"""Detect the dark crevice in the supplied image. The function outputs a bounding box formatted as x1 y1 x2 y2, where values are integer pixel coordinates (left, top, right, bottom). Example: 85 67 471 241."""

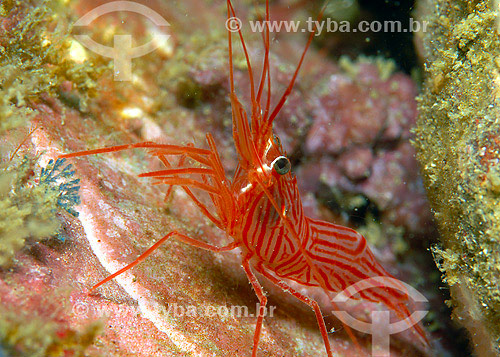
315 182 380 227
357 0 418 73
315 0 419 74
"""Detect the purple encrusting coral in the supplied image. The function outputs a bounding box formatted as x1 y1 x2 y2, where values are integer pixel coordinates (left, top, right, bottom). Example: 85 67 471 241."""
306 65 415 154
291 60 433 239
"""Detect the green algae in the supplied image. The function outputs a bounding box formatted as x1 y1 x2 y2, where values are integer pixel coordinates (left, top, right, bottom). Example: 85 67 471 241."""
0 155 82 267
414 0 500 353
0 305 102 357
0 0 105 132
339 55 397 81
156 25 236 112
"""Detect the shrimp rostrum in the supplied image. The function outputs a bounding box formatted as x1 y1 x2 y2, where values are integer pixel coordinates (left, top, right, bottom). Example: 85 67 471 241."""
60 0 429 355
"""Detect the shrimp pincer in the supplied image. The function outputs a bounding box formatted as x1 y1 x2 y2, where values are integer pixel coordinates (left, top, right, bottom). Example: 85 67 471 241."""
60 0 430 355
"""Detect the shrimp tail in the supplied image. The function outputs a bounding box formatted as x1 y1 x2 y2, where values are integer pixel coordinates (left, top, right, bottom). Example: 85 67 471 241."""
306 218 430 348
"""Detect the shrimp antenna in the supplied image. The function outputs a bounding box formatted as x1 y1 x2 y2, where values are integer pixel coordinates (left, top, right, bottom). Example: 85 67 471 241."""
255 0 270 111
261 0 272 132
226 0 256 108
228 0 270 140
227 0 268 175
264 3 328 130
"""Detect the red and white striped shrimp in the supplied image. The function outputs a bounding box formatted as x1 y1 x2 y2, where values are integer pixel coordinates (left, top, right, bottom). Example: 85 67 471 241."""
60 0 429 355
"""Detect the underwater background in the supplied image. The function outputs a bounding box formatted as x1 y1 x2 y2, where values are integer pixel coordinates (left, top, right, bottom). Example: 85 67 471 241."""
0 0 498 355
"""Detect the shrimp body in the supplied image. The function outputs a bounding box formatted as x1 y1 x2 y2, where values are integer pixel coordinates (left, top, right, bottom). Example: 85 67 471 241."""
227 93 424 355
60 0 429 355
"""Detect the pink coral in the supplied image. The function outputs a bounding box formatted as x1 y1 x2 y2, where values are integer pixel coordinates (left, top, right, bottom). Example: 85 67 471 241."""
296 61 433 238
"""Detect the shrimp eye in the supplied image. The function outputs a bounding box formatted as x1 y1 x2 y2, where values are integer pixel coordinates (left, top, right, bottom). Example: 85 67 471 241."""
272 156 291 175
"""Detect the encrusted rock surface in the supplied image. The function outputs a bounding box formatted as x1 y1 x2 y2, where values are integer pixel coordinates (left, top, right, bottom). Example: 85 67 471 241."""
415 0 500 355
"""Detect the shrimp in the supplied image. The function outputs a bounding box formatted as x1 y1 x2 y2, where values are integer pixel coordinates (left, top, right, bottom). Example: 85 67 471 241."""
59 0 429 355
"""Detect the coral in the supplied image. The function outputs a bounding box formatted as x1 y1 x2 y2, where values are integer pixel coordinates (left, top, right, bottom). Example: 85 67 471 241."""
40 158 81 218
414 0 500 354
306 56 415 155
297 57 432 240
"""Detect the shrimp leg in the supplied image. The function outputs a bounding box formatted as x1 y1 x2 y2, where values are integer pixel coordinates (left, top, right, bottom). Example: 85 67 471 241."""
144 140 229 230
255 263 334 357
60 142 213 163
91 231 239 292
149 157 224 228
60 138 232 230
241 254 268 357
